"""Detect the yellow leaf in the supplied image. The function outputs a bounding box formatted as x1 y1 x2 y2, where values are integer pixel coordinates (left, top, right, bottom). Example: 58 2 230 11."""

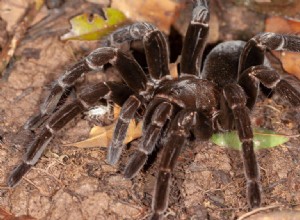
65 105 142 148
61 8 127 41
35 0 44 10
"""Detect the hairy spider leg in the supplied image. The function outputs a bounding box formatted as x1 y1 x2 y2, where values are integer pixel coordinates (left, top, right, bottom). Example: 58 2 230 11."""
25 21 171 131
180 0 209 76
192 111 213 140
222 83 261 208
24 47 147 131
239 33 300 74
151 110 195 220
124 101 174 178
144 30 170 80
107 95 141 164
106 22 170 80
238 33 300 108
8 82 133 187
239 65 300 108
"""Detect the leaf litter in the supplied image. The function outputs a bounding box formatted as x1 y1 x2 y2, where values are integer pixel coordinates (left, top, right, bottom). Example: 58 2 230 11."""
0 0 300 219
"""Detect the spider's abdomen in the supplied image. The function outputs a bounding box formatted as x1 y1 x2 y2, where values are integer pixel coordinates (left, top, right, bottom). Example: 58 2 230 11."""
155 77 219 113
202 40 246 87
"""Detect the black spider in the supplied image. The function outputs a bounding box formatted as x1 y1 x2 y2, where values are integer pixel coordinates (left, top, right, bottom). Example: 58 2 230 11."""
7 0 300 219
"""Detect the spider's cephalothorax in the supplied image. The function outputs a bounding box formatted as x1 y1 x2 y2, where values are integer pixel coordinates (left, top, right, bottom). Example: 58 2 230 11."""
7 0 300 219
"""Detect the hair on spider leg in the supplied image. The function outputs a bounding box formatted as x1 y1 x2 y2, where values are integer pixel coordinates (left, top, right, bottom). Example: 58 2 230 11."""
0 133 4 145
24 86 75 131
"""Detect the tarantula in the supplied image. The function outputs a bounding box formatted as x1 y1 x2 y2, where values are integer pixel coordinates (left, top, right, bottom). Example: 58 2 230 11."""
7 0 300 219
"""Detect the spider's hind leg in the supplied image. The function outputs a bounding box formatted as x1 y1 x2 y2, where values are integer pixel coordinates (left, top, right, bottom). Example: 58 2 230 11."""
239 65 300 108
239 33 300 75
24 87 76 131
24 47 147 132
8 82 133 187
238 33 300 108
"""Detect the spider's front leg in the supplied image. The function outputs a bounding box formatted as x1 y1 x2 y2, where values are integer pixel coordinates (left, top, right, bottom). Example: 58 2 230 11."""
151 110 195 220
223 83 261 208
8 82 133 187
180 0 209 76
107 95 141 164
124 101 175 178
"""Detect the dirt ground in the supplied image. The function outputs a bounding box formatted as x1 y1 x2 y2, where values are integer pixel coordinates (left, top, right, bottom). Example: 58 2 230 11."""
0 0 300 220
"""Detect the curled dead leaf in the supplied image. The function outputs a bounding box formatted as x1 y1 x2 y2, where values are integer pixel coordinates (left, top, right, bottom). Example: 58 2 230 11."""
65 121 142 148
65 105 142 148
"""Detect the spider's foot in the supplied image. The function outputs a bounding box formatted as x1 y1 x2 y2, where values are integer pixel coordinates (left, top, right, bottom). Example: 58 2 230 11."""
8 162 31 187
124 151 147 179
150 212 162 220
107 145 122 165
247 181 262 209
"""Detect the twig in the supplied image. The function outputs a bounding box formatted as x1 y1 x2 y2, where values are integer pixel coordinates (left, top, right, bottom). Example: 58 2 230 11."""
0 1 43 78
264 104 281 113
32 167 63 186
237 204 283 220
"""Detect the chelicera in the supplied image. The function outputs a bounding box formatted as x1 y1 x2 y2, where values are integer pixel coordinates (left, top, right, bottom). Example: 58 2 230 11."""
7 0 300 219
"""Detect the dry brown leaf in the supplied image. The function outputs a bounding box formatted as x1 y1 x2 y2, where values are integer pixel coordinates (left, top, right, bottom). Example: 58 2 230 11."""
65 121 142 148
265 16 300 79
279 51 300 79
169 57 180 79
265 16 300 33
111 0 181 33
65 105 142 148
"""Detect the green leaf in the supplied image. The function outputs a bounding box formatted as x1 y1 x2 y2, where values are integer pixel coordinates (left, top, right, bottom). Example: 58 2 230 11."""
61 8 127 41
210 128 290 150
